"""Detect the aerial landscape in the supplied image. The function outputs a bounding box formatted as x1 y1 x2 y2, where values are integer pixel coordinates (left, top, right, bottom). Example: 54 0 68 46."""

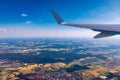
0 38 120 80
0 0 120 80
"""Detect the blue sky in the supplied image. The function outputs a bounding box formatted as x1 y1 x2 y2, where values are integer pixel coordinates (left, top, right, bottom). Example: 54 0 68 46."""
0 0 120 38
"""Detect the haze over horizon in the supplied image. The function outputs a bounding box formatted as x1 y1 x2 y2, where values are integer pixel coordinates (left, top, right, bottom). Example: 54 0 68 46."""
0 0 120 38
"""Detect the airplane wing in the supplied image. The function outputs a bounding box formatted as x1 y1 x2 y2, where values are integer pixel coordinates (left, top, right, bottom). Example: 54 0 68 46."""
51 10 119 39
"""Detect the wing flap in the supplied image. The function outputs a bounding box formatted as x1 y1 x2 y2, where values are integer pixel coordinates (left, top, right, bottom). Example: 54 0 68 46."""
94 32 116 39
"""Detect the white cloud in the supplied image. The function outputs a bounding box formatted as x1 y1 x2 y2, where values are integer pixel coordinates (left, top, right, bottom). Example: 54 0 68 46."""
21 13 28 17
26 21 32 24
0 28 7 32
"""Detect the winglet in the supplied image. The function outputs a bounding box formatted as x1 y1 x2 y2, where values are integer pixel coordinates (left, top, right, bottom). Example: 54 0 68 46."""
51 10 64 24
